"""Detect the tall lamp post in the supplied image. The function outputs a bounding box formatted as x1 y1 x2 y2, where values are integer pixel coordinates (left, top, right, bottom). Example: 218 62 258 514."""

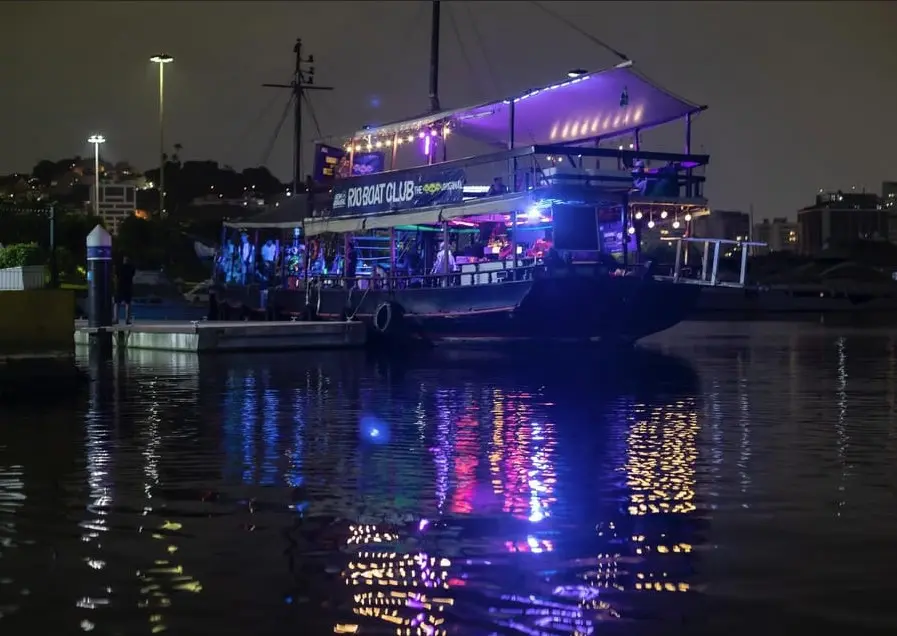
87 134 106 217
150 54 173 217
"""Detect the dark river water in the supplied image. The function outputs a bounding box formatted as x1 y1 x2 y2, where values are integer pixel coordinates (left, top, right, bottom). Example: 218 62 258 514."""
2 321 897 635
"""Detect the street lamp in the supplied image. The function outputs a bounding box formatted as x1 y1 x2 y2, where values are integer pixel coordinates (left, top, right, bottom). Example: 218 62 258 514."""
150 53 173 217
87 134 106 217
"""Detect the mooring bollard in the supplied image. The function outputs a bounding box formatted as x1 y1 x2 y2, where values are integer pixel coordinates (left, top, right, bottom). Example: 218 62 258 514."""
86 225 113 356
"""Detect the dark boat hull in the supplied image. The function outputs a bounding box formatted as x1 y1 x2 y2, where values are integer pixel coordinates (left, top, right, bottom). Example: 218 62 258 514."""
216 274 701 344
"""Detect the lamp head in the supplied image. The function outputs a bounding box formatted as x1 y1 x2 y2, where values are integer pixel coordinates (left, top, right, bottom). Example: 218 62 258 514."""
88 135 106 144
150 54 174 64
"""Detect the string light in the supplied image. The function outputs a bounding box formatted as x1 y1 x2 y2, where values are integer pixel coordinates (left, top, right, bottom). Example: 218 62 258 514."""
345 124 453 153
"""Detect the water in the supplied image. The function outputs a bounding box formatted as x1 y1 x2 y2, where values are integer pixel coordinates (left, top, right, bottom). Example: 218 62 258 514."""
2 321 897 635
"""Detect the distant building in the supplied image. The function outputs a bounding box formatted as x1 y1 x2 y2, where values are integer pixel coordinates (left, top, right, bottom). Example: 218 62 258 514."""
883 181 897 243
90 183 136 235
752 217 798 253
691 209 750 242
797 191 886 256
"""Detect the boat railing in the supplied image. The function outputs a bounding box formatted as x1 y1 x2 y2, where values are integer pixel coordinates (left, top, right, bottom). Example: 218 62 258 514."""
303 263 545 294
299 257 673 296
661 237 767 288
311 144 711 219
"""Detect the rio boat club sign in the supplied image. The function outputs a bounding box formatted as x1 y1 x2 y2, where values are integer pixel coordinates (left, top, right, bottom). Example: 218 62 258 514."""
331 165 466 217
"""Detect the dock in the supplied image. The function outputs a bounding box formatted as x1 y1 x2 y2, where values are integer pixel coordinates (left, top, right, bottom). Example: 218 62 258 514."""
73 320 366 353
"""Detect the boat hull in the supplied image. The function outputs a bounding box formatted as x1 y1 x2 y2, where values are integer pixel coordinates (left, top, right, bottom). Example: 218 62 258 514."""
217 274 701 344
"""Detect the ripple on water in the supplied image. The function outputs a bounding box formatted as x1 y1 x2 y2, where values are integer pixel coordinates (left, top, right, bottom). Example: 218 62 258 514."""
0 326 896 634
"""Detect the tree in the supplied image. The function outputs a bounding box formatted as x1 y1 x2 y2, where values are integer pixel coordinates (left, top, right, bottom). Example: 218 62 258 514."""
242 166 285 197
31 160 58 187
116 215 167 268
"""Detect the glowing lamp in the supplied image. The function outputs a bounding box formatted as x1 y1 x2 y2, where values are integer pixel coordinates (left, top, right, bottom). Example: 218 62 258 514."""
660 211 668 219
684 213 692 222
418 131 426 139
634 211 643 220
627 226 636 235
647 220 655 229
672 220 681 229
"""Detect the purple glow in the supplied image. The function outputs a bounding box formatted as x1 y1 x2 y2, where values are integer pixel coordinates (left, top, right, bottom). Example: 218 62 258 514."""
418 518 430 532
420 66 700 146
423 134 431 156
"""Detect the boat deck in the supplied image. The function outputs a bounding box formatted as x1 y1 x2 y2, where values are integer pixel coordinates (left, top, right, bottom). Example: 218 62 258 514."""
73 320 366 353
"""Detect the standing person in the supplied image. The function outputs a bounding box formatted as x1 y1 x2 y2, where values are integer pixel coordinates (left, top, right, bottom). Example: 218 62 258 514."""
116 256 136 325
345 239 358 288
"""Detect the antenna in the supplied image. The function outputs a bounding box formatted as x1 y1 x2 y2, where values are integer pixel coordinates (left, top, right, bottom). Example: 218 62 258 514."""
263 39 333 193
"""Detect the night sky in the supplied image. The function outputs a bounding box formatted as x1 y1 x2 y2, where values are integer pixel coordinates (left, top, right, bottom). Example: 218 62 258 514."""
2 1 895 218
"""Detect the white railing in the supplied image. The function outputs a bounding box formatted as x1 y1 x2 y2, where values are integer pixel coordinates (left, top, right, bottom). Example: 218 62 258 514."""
665 237 766 288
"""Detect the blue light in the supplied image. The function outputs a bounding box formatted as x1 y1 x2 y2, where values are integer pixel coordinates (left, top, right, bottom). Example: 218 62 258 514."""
360 415 390 444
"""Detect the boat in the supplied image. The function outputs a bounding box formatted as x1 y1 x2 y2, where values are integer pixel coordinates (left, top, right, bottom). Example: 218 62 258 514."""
213 2 755 346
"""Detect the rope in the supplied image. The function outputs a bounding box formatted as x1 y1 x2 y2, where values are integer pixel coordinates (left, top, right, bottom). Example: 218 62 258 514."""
446 3 488 100
461 2 500 94
345 282 372 322
259 94 295 167
223 83 289 167
302 92 324 139
527 1 630 62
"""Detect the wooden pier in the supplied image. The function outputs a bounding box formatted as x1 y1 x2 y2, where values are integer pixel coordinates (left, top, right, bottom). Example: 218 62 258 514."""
73 320 366 353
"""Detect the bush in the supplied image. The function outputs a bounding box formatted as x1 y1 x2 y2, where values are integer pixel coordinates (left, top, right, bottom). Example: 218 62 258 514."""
0 243 45 268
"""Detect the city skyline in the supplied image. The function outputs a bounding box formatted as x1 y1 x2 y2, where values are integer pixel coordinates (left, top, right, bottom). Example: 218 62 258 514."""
2 1 896 219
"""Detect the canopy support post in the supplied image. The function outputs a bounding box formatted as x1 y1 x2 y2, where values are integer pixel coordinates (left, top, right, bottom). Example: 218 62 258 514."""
685 113 693 197
389 227 397 288
620 194 629 267
510 209 518 273
508 100 517 192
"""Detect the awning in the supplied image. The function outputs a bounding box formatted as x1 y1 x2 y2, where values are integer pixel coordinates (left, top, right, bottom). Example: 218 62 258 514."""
332 61 705 147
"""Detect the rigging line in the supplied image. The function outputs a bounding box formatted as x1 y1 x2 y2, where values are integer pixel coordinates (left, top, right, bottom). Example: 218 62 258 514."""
302 92 324 139
259 93 295 168
527 1 629 62
445 2 487 100
461 1 500 94
224 82 291 165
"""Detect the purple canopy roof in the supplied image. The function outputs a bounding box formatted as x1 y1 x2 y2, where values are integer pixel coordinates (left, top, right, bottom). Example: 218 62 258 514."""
346 61 705 147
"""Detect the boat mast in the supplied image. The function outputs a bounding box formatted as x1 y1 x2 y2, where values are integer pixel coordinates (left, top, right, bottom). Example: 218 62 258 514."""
263 39 332 194
292 39 304 192
428 0 441 112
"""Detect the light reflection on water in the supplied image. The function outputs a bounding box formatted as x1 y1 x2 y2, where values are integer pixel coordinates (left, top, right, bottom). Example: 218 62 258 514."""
0 322 897 634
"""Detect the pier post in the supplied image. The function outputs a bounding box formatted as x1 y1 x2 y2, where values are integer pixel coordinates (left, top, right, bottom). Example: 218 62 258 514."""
86 225 113 356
